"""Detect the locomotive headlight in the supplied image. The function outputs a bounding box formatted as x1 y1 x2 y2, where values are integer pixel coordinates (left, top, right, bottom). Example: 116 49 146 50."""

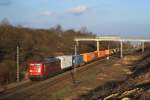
37 69 41 72
29 70 33 72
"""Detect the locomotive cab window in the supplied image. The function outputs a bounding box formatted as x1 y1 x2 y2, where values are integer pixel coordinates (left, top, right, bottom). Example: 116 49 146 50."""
35 64 41 67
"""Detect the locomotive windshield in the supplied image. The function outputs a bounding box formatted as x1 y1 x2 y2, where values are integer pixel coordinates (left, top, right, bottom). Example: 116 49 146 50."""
30 63 42 67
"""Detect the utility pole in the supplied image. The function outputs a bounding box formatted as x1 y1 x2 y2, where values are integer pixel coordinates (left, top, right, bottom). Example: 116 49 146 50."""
71 43 77 85
16 45 20 82
74 44 77 73
107 42 110 60
142 42 145 53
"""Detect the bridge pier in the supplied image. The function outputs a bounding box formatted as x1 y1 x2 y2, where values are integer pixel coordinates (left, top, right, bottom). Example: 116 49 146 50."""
120 40 123 58
96 40 99 51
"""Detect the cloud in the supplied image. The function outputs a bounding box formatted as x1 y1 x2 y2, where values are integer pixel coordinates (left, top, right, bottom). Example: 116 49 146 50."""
68 5 90 15
40 11 56 16
0 0 12 6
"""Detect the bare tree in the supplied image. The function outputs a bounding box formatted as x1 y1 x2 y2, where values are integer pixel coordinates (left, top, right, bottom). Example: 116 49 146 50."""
0 18 11 26
79 26 88 33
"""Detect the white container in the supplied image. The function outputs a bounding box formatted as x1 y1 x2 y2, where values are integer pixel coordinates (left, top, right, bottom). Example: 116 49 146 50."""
56 55 72 69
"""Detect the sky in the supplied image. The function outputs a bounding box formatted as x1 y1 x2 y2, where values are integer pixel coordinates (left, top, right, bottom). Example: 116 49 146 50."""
0 0 150 37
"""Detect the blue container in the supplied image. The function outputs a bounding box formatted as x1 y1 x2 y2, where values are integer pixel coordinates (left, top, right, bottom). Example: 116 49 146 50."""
73 55 83 66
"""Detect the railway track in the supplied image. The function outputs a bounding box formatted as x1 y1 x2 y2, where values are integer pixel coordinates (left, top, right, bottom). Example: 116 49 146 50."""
0 80 39 97
0 55 115 100
1 51 146 100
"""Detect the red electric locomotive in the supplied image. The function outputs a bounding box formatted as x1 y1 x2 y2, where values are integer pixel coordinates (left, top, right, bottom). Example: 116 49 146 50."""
28 57 61 80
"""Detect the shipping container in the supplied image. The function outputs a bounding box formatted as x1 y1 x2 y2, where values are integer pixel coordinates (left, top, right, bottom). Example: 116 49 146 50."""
98 50 106 57
56 55 72 69
110 49 114 55
117 48 120 52
81 53 88 62
96 51 101 58
113 49 117 53
81 52 96 63
94 51 99 58
105 50 110 55
90 52 96 60
73 55 84 66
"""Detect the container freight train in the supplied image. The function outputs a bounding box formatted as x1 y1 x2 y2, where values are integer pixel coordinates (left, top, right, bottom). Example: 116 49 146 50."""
27 49 118 80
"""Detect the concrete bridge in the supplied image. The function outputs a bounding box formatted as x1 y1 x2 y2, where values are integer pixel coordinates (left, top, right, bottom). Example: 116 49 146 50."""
75 36 150 58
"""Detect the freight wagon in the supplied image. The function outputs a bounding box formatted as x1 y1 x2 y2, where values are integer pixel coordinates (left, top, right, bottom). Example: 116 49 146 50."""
56 55 73 70
28 49 117 81
81 52 96 63
73 55 84 66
